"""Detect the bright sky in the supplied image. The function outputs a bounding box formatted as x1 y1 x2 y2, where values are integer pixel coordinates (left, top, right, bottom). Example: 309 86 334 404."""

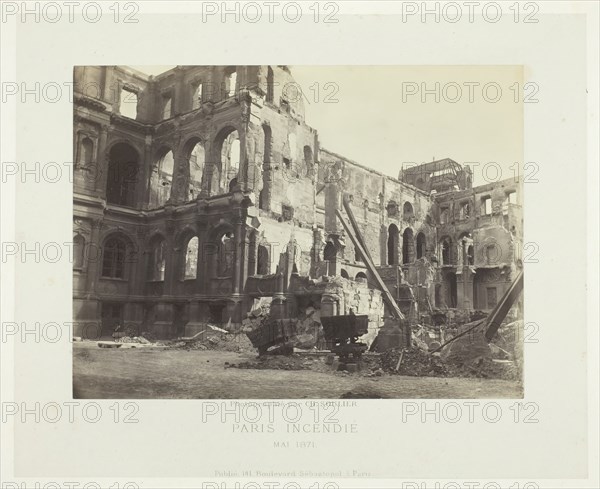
131 65 523 185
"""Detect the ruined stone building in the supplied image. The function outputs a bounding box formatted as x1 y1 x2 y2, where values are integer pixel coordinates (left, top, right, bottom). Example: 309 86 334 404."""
72 65 523 338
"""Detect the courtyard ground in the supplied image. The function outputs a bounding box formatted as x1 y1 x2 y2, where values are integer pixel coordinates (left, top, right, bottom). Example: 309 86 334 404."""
73 342 523 399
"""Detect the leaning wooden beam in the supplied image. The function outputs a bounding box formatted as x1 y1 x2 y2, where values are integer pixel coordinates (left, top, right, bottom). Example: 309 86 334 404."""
335 208 405 321
484 271 524 342
342 194 374 263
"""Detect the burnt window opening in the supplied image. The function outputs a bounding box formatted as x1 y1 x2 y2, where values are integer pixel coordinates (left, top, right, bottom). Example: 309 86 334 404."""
440 207 450 224
102 236 127 279
119 88 138 119
216 128 241 191
416 232 426 259
304 145 314 176
387 224 399 265
257 245 270 275
323 242 336 261
283 158 291 169
183 236 199 280
73 234 85 269
192 82 203 110
148 236 167 281
354 245 362 262
440 237 452 265
224 67 237 99
281 205 294 221
460 201 471 220
387 201 399 218
188 141 205 199
506 191 517 205
340 269 349 279
266 66 274 103
106 143 139 208
149 149 174 208
482 196 492 215
355 272 368 281
403 202 414 220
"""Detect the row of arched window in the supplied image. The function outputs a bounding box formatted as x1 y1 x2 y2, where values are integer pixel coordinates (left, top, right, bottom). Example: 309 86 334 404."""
82 125 315 212
74 231 272 284
387 201 414 220
386 225 427 265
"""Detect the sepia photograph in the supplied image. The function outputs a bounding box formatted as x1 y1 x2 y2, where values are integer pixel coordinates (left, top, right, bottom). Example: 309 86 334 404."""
72 64 524 399
2 2 597 486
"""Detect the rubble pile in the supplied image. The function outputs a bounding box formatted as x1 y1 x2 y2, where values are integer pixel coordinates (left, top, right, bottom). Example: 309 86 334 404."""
114 335 154 345
228 355 323 371
380 348 452 377
379 317 522 380
173 324 254 353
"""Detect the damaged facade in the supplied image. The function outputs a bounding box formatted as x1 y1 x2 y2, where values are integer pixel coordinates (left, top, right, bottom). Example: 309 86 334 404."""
73 65 523 339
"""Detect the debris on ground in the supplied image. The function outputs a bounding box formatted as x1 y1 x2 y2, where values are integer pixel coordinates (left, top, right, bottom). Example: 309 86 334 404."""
227 354 316 371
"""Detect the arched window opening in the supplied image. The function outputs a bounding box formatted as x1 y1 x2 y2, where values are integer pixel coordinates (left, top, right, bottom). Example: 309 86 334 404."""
148 236 166 281
119 88 137 119
416 232 426 259
266 66 274 103
79 137 94 168
303 145 314 176
402 228 414 264
149 149 174 208
106 143 139 207
183 236 199 280
257 244 270 275
73 235 85 269
218 129 240 190
188 141 205 199
403 202 414 220
340 269 349 279
441 237 452 265
355 272 368 281
102 236 127 279
387 224 399 265
323 242 336 261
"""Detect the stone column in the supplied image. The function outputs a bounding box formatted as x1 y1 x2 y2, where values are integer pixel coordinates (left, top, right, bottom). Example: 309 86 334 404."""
95 125 111 197
85 218 103 296
196 221 208 294
163 218 177 296
169 146 189 205
232 217 244 295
